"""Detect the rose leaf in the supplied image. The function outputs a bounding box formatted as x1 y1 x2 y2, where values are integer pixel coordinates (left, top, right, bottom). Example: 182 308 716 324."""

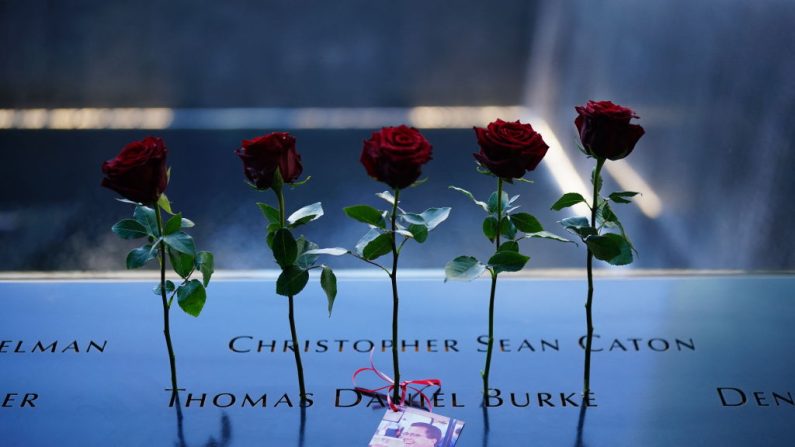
444 256 486 281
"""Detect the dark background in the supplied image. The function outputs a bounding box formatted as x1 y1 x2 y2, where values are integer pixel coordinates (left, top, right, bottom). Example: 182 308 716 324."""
1 0 794 271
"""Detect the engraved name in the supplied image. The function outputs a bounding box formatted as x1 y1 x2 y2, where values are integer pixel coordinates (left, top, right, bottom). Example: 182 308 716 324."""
0 340 107 353
717 387 793 407
227 335 694 353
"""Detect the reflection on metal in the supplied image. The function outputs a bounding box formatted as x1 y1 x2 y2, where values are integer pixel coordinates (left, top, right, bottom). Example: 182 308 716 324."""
528 117 592 216
603 160 663 218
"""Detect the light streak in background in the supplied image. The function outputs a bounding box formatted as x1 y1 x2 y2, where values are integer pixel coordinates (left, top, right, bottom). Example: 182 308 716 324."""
527 116 593 217
0 108 174 129
603 160 663 218
0 106 660 217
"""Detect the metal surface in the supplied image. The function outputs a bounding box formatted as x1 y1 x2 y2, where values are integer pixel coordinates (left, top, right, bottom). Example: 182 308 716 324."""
1 275 793 446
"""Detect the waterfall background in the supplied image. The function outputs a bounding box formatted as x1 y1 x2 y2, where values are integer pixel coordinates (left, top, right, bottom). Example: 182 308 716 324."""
1 0 793 271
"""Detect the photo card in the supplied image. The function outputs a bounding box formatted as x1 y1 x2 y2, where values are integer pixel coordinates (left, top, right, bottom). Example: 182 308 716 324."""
368 405 464 447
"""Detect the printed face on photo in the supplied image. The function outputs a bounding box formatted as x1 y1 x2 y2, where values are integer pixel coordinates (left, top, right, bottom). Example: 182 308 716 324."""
400 425 439 447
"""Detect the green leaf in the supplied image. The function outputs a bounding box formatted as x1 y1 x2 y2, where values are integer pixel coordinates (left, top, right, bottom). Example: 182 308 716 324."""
163 232 196 255
444 256 486 281
488 191 510 214
256 202 281 224
320 266 337 317
376 191 396 206
449 186 489 213
164 212 182 235
296 238 319 269
559 216 597 239
157 194 173 215
153 280 175 296
499 216 517 240
290 175 312 186
303 247 349 256
395 229 414 238
487 251 530 274
401 213 425 226
180 218 195 228
498 241 519 252
408 224 428 243
288 202 324 227
510 213 543 233
584 234 623 261
354 228 381 257
134 206 159 236
276 265 309 296
362 233 393 260
419 207 451 231
482 217 498 241
177 279 207 317
266 222 281 235
126 245 155 269
507 195 520 206
195 251 214 286
401 207 450 232
475 164 495 177
551 193 587 211
604 234 633 265
409 177 428 188
598 202 619 227
344 205 386 228
503 206 520 215
112 219 148 239
608 191 639 204
524 231 575 244
168 247 195 278
272 228 298 268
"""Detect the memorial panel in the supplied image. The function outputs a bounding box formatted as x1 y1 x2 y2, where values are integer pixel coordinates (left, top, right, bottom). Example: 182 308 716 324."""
0 275 792 446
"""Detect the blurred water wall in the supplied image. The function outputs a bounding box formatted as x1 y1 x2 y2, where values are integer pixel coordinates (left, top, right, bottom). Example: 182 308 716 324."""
0 1 793 271
525 0 795 270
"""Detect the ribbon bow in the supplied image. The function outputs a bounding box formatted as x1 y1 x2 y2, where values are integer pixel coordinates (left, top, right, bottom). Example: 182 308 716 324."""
352 349 441 412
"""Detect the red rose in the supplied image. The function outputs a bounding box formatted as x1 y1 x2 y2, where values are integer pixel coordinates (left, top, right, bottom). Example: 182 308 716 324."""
473 119 549 179
235 132 303 190
360 125 433 189
101 136 168 204
575 100 645 160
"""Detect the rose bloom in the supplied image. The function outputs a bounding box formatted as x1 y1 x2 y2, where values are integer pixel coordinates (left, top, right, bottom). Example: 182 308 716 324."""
235 132 303 190
101 136 168 204
575 100 645 160
473 119 549 180
360 125 433 189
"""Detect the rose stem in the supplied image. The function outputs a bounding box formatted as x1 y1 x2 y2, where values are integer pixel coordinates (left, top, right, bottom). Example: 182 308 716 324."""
154 204 178 398
583 157 605 396
389 188 401 405
277 188 307 404
483 177 503 395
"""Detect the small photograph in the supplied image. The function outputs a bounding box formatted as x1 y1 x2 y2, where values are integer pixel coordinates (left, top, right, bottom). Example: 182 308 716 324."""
368 406 465 447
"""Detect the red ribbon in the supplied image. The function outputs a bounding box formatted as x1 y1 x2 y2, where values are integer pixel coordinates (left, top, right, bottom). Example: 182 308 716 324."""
352 349 441 412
